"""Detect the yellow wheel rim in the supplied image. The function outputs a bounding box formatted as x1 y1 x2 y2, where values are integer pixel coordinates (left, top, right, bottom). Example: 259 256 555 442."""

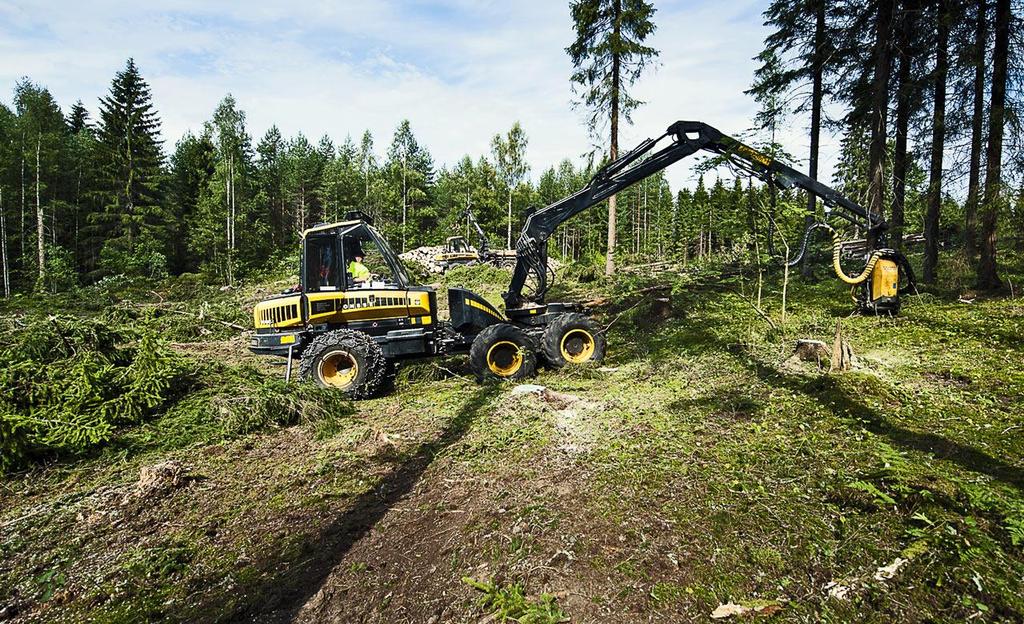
560 329 596 364
486 340 523 376
319 349 359 389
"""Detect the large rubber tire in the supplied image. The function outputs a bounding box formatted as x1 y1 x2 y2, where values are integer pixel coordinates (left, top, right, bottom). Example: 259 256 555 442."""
469 323 537 382
298 329 388 399
541 313 606 369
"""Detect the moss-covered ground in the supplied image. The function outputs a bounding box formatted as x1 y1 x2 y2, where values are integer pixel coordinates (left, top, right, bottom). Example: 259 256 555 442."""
1 250 1022 623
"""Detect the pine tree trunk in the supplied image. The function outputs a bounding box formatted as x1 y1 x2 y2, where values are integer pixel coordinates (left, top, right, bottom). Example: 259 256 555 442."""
35 135 45 291
923 0 948 283
20 151 25 259
977 0 1009 289
605 0 621 277
965 0 987 259
867 0 896 248
643 180 649 253
74 166 82 269
802 0 826 277
1 186 8 297
891 0 917 253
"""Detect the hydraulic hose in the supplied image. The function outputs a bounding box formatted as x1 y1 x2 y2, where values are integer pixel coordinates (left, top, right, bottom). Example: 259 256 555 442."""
783 220 883 285
784 222 832 267
827 226 885 285
824 223 884 285
894 251 917 295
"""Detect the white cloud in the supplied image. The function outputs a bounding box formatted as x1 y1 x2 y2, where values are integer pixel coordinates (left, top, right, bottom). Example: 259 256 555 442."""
0 0 845 193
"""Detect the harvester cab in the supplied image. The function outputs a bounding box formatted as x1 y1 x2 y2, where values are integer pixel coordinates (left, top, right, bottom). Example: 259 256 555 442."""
436 236 479 268
445 236 472 255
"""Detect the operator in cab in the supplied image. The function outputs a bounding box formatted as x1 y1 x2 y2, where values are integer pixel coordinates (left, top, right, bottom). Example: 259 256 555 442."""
349 253 370 285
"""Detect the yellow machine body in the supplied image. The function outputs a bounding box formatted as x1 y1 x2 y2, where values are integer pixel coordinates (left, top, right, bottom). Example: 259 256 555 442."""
253 290 433 330
856 253 904 315
870 259 899 301
253 294 303 330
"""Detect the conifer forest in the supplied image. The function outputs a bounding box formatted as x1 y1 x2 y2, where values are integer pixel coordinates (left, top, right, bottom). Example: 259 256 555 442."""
1 1 1024 622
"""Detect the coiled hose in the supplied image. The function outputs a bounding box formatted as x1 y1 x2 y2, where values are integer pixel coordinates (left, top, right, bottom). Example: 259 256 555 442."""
784 221 884 285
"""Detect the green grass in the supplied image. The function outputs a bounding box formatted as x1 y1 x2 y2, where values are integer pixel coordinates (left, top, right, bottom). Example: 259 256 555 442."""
463 577 568 623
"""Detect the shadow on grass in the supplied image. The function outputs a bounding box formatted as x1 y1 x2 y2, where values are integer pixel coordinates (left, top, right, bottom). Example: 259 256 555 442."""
224 386 499 623
733 351 1024 493
624 299 1024 493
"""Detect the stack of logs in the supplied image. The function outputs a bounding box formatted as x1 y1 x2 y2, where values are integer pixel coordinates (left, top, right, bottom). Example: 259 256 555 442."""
399 246 448 274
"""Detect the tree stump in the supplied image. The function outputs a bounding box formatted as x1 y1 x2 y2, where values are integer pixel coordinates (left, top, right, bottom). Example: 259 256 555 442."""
794 339 831 369
651 297 672 319
829 319 855 372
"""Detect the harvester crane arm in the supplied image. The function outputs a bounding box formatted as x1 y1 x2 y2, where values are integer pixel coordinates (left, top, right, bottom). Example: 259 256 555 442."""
464 207 490 255
502 120 888 309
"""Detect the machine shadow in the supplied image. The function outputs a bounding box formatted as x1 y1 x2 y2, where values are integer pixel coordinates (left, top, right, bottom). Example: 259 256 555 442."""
735 352 1024 493
225 386 499 623
618 299 1024 493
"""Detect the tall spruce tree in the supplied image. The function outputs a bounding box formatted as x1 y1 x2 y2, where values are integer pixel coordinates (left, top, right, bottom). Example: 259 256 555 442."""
169 131 215 273
386 121 433 251
283 133 321 238
976 0 1010 289
66 101 90 134
923 0 951 283
255 126 287 247
95 58 165 277
753 0 835 274
568 0 658 276
64 100 99 274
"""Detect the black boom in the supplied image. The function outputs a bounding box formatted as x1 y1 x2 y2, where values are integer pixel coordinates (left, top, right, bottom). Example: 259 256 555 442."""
502 120 890 310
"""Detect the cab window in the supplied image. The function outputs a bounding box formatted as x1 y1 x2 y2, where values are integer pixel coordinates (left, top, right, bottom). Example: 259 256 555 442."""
344 234 393 288
304 235 341 291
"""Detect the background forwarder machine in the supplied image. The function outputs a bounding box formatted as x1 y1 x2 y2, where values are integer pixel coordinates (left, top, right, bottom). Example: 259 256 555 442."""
250 120 914 397
435 207 517 271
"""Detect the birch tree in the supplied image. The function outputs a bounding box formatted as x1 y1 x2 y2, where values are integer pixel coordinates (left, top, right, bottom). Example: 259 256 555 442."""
490 122 529 249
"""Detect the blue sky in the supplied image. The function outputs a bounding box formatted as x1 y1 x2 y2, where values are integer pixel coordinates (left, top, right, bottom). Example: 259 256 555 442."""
0 0 842 191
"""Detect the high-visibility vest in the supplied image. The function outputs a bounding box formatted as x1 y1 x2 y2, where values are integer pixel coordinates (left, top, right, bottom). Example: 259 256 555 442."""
348 261 370 281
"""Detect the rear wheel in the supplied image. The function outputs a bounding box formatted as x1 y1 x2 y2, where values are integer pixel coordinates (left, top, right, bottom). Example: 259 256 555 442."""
299 329 388 398
469 324 537 381
542 313 606 368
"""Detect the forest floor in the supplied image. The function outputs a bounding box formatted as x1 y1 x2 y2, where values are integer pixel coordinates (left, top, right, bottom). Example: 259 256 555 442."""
1 252 1023 623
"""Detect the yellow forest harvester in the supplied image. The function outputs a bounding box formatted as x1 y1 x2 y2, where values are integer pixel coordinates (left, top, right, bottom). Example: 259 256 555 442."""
250 120 914 397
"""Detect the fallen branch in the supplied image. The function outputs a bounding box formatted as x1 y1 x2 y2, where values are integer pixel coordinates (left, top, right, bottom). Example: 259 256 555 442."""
723 289 778 331
47 315 78 356
132 303 247 331
585 284 671 308
432 363 471 381
603 295 654 332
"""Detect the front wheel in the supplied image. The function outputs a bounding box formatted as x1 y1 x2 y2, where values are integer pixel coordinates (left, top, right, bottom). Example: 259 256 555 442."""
469 324 537 381
541 313 606 368
298 329 388 398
